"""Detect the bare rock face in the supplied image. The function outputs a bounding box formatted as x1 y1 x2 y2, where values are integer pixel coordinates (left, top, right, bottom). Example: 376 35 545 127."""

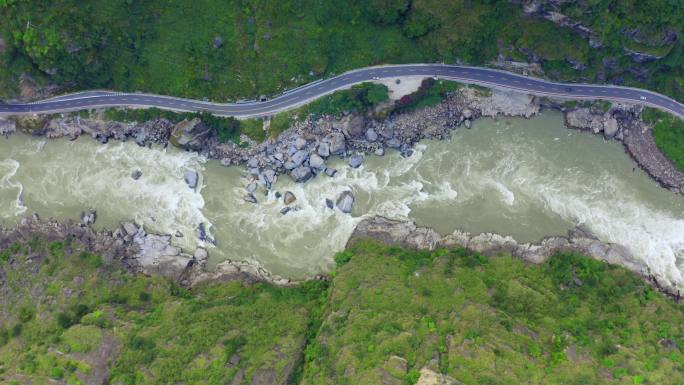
564 108 607 134
348 216 440 250
171 118 211 151
416 368 464 385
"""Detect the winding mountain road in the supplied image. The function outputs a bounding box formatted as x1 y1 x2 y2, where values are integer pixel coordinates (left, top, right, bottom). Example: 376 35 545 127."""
1 64 683 119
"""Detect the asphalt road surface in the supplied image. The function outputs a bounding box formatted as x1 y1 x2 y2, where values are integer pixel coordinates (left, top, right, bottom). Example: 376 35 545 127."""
1 64 683 119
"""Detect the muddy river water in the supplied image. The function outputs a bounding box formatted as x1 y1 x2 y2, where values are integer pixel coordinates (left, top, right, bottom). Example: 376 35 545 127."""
1 111 683 288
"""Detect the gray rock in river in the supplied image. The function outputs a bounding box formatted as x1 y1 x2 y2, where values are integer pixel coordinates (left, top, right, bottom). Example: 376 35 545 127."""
324 168 337 177
275 191 282 199
80 210 97 226
0 118 17 135
244 193 257 204
386 137 401 149
290 166 313 183
283 191 297 205
184 170 199 188
317 142 330 158
246 181 257 193
349 155 364 168
336 190 355 214
308 153 326 170
464 119 472 129
247 157 259 168
262 169 277 186
365 128 378 142
131 169 143 180
374 147 385 156
122 222 139 236
194 247 208 262
603 117 619 138
325 198 334 209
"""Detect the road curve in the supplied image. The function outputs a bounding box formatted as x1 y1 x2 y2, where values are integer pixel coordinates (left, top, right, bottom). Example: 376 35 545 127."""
1 64 683 120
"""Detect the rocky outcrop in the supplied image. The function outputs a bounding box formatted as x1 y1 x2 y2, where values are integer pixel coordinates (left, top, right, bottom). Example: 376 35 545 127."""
170 118 212 151
562 104 684 193
348 216 681 298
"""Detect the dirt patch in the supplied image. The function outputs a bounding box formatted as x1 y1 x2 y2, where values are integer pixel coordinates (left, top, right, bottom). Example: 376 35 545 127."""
378 76 426 100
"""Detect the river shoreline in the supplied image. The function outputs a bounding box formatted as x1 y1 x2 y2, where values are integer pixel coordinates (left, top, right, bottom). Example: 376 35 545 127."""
1 213 681 301
1 85 683 299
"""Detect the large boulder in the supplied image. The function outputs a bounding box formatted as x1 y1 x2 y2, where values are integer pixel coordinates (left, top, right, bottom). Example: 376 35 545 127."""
290 166 313 183
170 118 211 151
348 155 364 168
365 128 378 142
308 153 326 170
336 190 355 214
324 132 346 156
184 170 199 188
603 117 619 138
283 191 297 205
317 142 331 158
337 114 366 138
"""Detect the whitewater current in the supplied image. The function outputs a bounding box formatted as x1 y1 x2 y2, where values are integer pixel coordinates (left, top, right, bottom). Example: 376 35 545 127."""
1 111 683 289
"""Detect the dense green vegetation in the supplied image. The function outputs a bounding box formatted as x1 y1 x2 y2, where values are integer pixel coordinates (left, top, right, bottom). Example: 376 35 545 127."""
1 235 682 384
0 237 326 384
0 0 682 102
642 107 684 171
301 240 684 385
299 82 389 118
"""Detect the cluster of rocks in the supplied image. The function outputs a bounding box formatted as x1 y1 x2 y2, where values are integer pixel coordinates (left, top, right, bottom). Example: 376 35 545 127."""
348 216 682 299
561 103 684 193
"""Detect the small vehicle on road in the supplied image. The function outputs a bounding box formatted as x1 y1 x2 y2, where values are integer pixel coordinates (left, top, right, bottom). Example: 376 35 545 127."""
640 96 647 100
371 76 380 80
565 87 573 92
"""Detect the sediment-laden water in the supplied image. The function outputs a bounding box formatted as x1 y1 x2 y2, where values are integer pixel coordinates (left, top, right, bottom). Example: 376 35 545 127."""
1 111 683 288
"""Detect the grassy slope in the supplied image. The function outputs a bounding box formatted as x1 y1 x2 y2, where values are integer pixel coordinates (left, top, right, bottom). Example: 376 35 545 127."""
1 237 683 384
0 238 326 385
301 240 684 385
642 107 684 171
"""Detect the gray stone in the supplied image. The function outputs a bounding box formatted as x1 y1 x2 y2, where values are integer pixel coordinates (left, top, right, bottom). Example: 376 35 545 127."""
295 136 307 150
348 155 364 168
280 206 292 215
336 190 355 214
374 147 385 156
284 191 297 205
131 169 143 180
365 128 378 142
247 157 259 168
290 166 313 183
274 191 282 199
325 132 346 155
462 108 473 119
290 150 309 168
246 181 257 193
80 210 97 226
324 168 337 177
603 117 619 138
244 193 257 204
325 198 334 209
464 119 472 129
308 153 326 170
317 142 330 158
194 248 208 261
386 138 401 148
122 222 138 236
262 169 277 186
184 170 199 188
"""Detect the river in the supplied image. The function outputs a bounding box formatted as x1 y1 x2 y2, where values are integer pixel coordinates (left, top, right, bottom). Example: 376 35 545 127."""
1 111 683 288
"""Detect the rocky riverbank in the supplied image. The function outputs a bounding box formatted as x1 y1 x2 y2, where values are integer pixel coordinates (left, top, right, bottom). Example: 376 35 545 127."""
349 216 682 300
2 83 682 197
0 216 304 288
559 102 684 193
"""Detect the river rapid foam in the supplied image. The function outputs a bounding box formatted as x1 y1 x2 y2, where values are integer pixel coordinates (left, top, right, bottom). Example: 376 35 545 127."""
1 111 683 289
